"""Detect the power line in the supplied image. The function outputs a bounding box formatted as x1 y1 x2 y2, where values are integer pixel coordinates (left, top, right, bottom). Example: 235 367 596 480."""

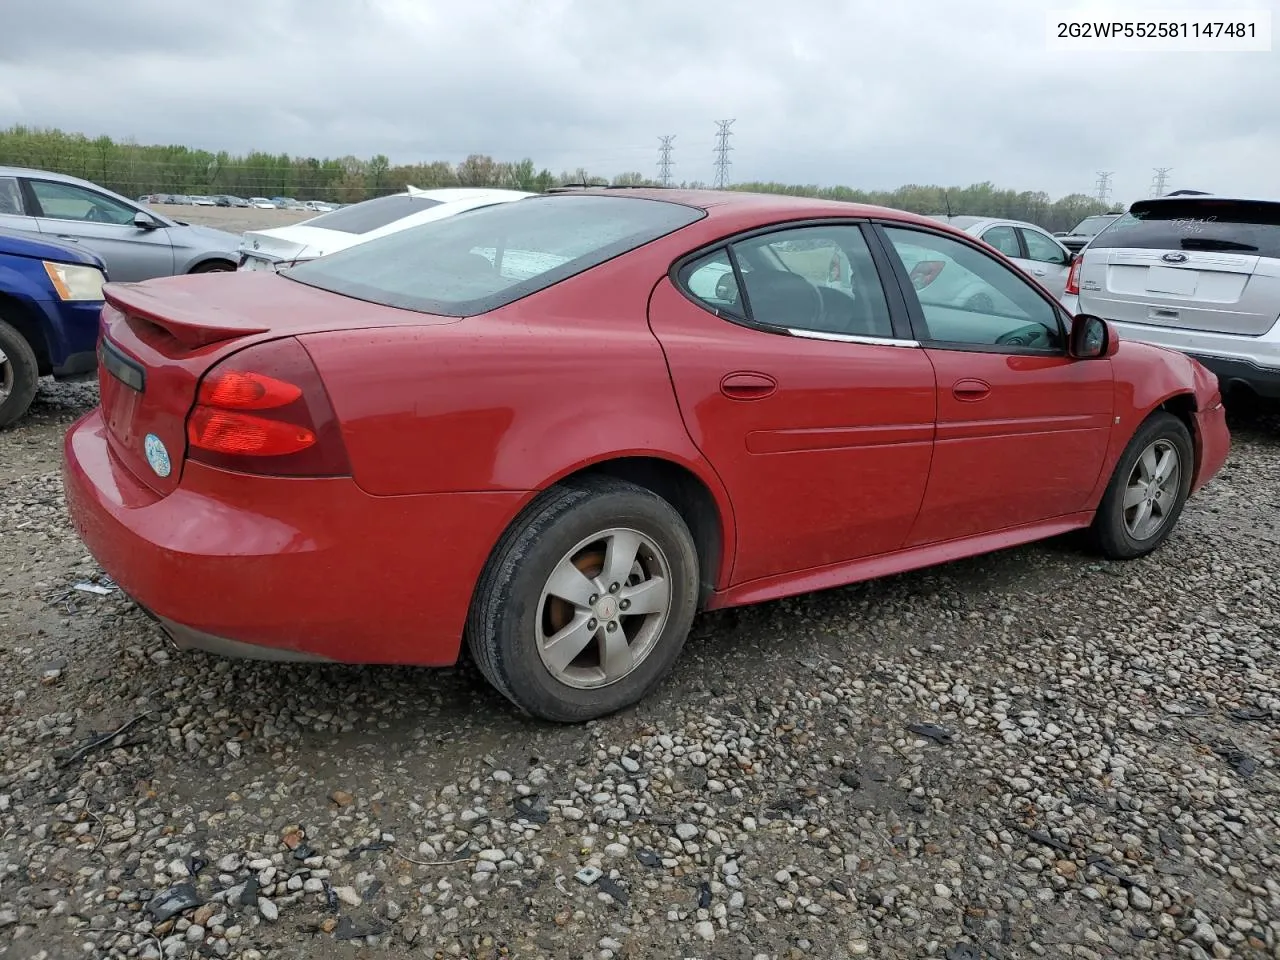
1151 166 1172 197
657 135 675 187
712 119 735 190
1094 170 1113 206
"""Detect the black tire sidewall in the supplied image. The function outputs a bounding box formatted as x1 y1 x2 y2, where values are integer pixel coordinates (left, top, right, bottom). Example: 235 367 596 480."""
475 482 699 722
1096 412 1194 558
0 318 39 429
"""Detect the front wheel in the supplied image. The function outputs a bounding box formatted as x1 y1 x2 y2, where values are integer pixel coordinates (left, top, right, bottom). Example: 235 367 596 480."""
466 476 700 723
0 318 39 429
1090 411 1194 559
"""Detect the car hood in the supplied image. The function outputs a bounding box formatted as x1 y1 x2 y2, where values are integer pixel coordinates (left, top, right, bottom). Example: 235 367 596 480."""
0 226 107 268
239 225 358 262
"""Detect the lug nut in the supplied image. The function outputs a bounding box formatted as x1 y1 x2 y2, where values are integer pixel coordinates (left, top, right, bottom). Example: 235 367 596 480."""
608 582 620 593
606 622 618 632
589 594 598 604
620 599 631 611
587 618 598 630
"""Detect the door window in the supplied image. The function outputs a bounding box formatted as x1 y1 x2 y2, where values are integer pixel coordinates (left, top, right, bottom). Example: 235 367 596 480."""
1020 227 1069 265
980 225 1020 258
882 226 1064 351
28 180 138 225
679 225 896 338
0 177 24 216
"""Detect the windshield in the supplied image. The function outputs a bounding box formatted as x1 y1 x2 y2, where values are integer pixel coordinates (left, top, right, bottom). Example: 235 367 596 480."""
303 194 444 235
1089 199 1280 258
284 194 705 316
1070 215 1118 236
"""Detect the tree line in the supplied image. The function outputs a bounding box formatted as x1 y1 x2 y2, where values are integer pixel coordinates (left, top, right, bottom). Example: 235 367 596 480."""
0 125 1116 233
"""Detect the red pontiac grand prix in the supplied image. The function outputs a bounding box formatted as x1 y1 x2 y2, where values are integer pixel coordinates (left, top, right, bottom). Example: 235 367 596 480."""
62 189 1230 722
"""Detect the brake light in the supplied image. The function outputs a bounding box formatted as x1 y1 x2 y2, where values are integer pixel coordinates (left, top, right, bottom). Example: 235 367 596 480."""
1065 255 1082 295
186 337 350 477
909 260 945 290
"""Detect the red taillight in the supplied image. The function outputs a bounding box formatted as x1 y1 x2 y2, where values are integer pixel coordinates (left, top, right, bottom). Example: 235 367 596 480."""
186 337 350 477
909 260 945 290
1065 255 1082 295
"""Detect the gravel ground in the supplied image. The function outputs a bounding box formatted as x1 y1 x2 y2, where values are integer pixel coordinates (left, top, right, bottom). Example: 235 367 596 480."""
142 205 314 235
1 379 1278 960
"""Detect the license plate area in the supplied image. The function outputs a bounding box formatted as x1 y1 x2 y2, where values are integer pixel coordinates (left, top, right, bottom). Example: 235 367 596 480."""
1145 266 1199 296
99 336 146 392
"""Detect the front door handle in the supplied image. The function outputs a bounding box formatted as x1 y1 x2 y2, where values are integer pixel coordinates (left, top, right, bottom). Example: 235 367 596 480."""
952 378 990 401
1031 267 1047 276
56 235 81 243
720 371 777 400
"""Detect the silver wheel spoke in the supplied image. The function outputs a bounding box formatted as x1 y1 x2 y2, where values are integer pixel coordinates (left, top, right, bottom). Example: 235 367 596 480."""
620 576 669 616
1154 487 1177 513
601 530 642 589
1138 446 1158 482
544 561 597 610
542 614 597 675
1153 448 1176 483
1123 483 1147 509
1130 500 1153 537
600 629 634 682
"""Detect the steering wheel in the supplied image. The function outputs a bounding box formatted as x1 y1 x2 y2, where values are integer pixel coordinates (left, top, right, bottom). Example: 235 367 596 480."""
995 323 1051 348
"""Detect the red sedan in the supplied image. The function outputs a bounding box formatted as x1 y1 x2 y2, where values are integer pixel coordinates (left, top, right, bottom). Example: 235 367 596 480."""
62 189 1230 721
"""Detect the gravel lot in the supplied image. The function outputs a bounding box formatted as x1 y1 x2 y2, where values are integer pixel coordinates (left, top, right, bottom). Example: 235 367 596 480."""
1 375 1278 960
143 204 315 235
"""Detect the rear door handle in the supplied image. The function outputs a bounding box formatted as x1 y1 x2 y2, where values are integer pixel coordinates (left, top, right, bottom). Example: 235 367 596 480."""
952 378 990 401
56 235 81 242
1031 268 1047 276
720 371 777 400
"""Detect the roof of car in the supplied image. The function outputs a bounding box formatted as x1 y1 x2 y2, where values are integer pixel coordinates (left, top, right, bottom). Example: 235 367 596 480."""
0 165 91 185
541 187 949 229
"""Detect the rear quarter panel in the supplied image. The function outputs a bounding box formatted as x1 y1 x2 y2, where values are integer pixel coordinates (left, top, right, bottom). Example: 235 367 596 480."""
299 244 736 506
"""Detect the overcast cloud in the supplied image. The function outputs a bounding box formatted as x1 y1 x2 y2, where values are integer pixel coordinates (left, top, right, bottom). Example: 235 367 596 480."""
1 0 1276 203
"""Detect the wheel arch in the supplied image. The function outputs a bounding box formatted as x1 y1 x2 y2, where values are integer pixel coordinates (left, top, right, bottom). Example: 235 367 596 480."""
526 453 735 607
0 290 53 376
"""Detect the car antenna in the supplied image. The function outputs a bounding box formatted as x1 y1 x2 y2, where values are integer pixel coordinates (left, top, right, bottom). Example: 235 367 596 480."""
943 190 953 219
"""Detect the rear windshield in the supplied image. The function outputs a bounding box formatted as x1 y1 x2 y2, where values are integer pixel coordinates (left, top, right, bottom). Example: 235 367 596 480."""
1090 199 1280 258
1070 215 1118 236
303 194 443 235
284 194 705 317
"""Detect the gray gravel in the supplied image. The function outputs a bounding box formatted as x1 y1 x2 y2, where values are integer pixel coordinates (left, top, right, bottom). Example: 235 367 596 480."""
2 377 1278 960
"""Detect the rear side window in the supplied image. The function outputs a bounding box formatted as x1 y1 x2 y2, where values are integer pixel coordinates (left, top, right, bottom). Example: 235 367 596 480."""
303 194 443 234
285 194 705 316
1091 199 1280 259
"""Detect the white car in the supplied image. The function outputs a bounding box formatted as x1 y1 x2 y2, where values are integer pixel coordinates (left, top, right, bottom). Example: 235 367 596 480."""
302 200 335 213
247 197 277 210
237 187 534 270
928 215 1076 299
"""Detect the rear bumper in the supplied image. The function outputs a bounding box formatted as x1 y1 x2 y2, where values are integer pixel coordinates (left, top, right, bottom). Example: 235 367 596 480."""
62 408 528 666
1187 353 1280 399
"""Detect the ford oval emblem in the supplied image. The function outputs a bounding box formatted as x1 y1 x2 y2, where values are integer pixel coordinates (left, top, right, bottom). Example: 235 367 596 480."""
1162 252 1188 264
144 433 172 478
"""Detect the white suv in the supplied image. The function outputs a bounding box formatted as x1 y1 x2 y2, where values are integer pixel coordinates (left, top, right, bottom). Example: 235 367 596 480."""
1061 194 1280 401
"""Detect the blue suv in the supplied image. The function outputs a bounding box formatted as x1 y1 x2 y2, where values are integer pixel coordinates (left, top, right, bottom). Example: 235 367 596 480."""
0 227 106 426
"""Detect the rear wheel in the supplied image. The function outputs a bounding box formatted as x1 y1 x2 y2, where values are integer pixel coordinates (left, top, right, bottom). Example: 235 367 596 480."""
1090 411 1194 559
466 476 700 723
0 318 39 429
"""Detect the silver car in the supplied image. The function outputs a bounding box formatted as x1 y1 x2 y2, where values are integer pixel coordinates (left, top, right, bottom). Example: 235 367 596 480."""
928 215 1076 298
1061 194 1280 401
0 166 241 282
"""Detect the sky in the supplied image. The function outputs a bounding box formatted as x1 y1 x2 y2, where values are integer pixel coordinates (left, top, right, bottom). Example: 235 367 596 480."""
0 0 1277 204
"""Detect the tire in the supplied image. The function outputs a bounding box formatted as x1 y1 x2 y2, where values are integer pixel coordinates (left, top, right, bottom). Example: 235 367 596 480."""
1090 411 1194 560
466 476 700 723
190 260 236 274
0 317 39 429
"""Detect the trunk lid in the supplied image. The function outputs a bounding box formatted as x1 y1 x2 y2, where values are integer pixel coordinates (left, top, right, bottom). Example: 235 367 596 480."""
1077 197 1280 336
238 225 357 268
96 272 459 496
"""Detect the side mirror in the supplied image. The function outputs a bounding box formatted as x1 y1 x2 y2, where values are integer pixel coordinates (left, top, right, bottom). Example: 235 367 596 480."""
133 211 159 231
1069 314 1118 359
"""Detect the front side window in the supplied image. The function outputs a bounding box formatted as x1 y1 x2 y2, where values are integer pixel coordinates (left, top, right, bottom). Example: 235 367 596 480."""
29 180 136 225
882 226 1063 351
286 194 704 317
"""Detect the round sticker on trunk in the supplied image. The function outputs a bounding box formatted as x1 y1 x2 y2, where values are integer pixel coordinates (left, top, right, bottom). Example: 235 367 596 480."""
144 433 171 478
